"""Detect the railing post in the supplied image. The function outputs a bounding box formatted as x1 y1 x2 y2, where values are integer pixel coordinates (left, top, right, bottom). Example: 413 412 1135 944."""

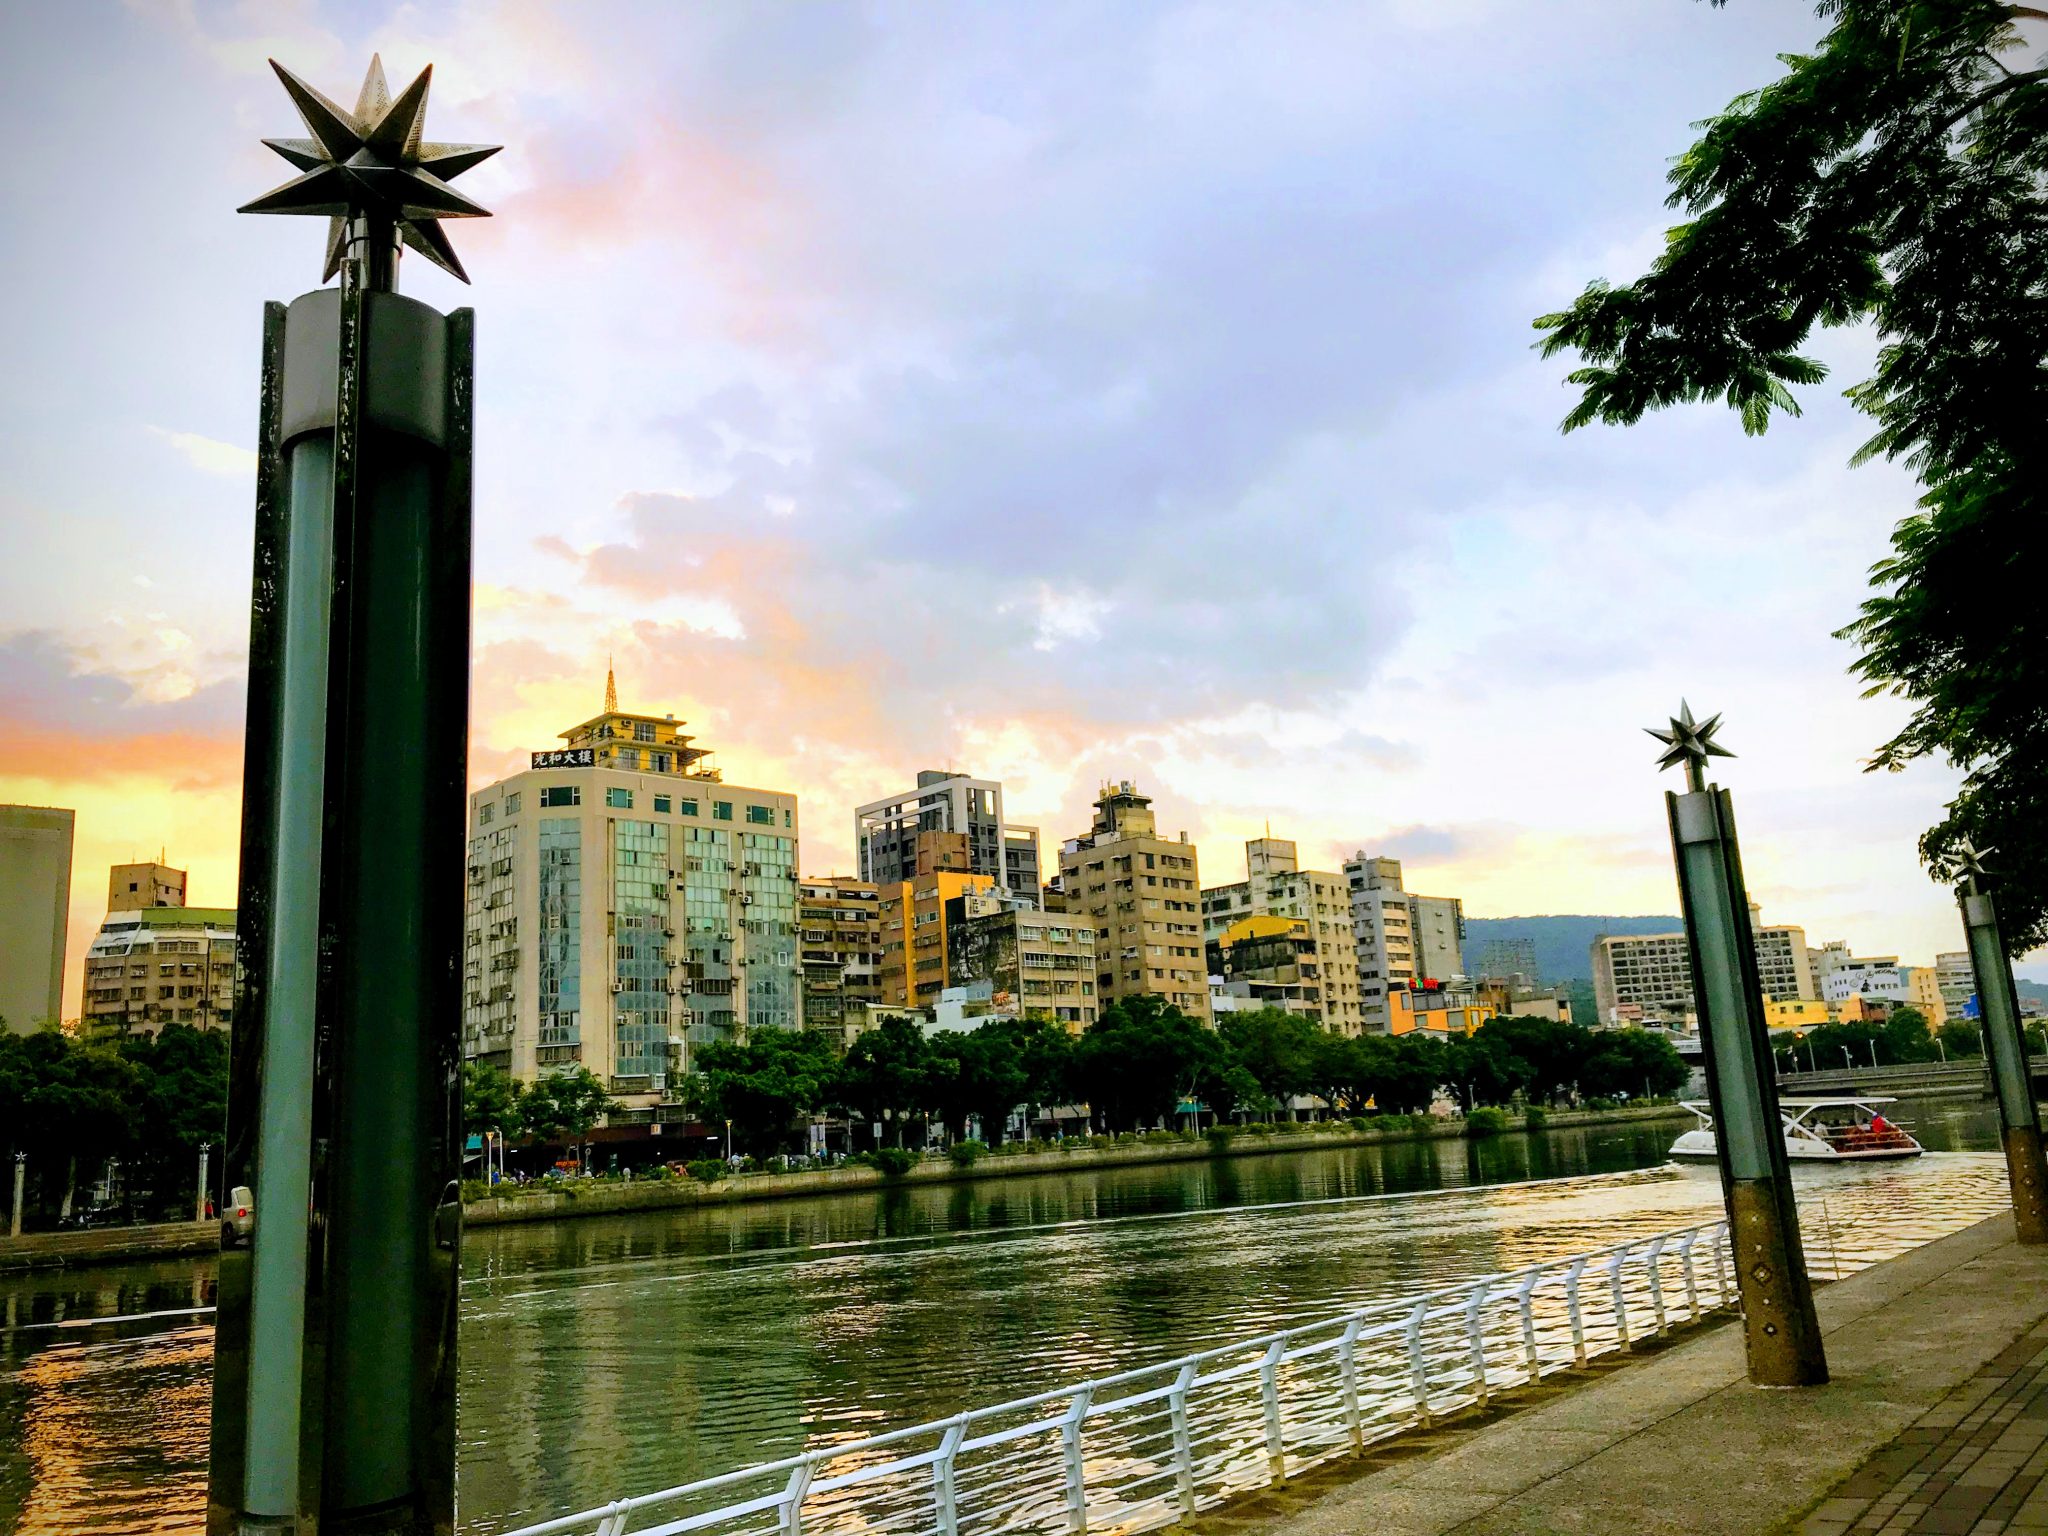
1169 1362 1198 1515
1260 1339 1287 1484
1565 1258 1589 1367
1676 1231 1701 1322
1463 1281 1492 1405
1338 1319 1365 1453
932 1419 965 1536
1405 1301 1433 1423
1713 1223 1733 1309
780 1461 814 1536
595 1503 630 1536
1645 1237 1668 1334
1606 1251 1631 1348
1061 1385 1093 1535
1518 1270 1543 1383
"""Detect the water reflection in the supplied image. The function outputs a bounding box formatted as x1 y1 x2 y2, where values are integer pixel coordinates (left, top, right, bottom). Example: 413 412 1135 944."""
0 1103 2019 1535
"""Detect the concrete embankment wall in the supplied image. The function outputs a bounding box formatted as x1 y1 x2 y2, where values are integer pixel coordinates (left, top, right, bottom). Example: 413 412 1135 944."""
0 1105 1694 1270
0 1219 218 1275
463 1104 1695 1228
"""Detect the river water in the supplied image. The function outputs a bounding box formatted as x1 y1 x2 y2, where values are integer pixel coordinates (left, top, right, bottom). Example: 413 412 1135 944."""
0 1104 2023 1535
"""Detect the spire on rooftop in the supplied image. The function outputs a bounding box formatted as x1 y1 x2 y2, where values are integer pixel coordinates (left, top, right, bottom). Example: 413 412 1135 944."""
604 656 617 714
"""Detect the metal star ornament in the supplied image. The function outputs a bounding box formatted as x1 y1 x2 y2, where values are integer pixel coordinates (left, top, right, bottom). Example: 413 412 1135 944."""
1645 700 1735 789
1950 837 1996 891
240 54 499 284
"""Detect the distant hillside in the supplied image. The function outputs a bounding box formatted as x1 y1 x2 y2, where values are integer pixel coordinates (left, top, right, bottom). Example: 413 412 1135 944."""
1462 915 1683 985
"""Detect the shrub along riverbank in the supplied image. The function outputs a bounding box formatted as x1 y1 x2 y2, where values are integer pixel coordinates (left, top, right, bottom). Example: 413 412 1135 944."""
461 1102 1695 1227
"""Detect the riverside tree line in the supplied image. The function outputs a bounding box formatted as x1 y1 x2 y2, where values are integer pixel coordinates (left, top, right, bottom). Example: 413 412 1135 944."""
465 1001 1693 1161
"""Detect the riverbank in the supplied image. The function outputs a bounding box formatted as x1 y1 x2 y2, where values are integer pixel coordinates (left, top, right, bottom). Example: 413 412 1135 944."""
0 1106 1696 1271
1185 1210 2047 1536
463 1103 1695 1228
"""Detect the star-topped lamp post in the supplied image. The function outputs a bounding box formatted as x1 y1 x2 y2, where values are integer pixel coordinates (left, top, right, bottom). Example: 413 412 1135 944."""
1652 703 1828 1386
208 54 490 1536
1949 841 2048 1243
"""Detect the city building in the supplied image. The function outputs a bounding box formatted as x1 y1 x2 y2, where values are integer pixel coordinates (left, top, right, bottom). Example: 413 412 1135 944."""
1345 855 1464 1033
0 805 73 1033
1590 931 1693 1026
1059 781 1208 1022
1388 979 1496 1037
856 770 1041 906
108 859 186 911
83 898 237 1036
1763 997 1831 1032
1473 937 1540 984
462 678 800 1112
799 877 881 1043
1201 837 1364 1033
1816 949 1908 1011
946 901 1101 1031
1902 965 1948 1027
876 830 995 1007
1936 951 1976 1018
1474 977 1575 1024
1591 909 1815 1026
1206 914 1330 1021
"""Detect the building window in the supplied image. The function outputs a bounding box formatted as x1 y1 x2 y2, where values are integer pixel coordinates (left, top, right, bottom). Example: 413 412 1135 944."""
607 787 634 810
634 722 655 742
479 803 494 825
746 804 773 825
653 752 671 773
541 786 581 808
504 792 521 816
654 794 672 814
680 798 699 816
714 801 733 821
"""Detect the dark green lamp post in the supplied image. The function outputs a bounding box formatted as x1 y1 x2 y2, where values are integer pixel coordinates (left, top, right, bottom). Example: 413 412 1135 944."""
1652 703 1828 1386
1950 840 2048 1244
208 55 495 1536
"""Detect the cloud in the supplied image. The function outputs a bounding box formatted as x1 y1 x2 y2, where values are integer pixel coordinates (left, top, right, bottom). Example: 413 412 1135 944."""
147 425 257 478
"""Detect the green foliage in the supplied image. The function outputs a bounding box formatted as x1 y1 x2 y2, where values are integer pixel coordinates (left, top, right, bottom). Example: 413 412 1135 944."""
836 1018 931 1144
1206 1126 1236 1152
948 1139 988 1168
1465 1107 1510 1138
1524 1106 1549 1132
518 1067 617 1148
686 1158 726 1183
1937 1018 1985 1057
1072 997 1221 1131
689 1029 839 1155
1538 0 2048 946
870 1146 919 1177
462 1059 522 1138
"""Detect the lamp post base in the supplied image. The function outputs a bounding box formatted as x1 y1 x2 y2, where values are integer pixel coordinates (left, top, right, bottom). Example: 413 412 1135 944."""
2003 1125 2048 1245
1728 1178 1829 1387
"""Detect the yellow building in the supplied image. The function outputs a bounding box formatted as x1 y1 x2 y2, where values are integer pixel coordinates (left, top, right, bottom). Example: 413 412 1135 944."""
876 830 995 1007
1058 781 1208 1022
1763 997 1831 1032
1207 913 1331 1022
1388 982 1496 1037
1905 966 1948 1028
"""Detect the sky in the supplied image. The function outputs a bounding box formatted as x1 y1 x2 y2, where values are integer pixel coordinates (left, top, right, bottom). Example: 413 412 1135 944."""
3 0 2032 1018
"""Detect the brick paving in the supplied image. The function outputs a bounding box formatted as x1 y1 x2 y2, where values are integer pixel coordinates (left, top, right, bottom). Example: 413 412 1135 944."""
1799 1321 2048 1536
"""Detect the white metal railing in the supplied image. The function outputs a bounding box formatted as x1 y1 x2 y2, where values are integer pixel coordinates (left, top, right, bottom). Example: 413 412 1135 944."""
495 1219 1732 1536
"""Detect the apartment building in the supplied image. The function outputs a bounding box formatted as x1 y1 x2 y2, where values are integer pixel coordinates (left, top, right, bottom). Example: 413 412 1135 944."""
799 876 881 1042
1206 914 1331 1022
1344 855 1464 1033
463 685 800 1111
81 858 237 1036
1388 980 1496 1037
1936 952 1976 1018
1903 965 1948 1027
876 830 995 1007
0 805 72 1033
1200 837 1364 1033
946 901 1101 1032
856 770 1041 906
1058 782 1208 1022
1591 909 1816 1026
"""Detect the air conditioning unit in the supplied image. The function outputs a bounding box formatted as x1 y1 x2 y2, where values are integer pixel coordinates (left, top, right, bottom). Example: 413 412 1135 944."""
611 981 624 993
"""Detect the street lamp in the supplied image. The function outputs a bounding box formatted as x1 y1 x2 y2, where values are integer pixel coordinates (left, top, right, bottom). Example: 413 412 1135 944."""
1841 1047 1853 1070
197 1141 212 1223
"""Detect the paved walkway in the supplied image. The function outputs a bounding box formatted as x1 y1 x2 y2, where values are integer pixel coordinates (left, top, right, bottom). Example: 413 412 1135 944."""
1798 1322 2048 1536
1187 1212 2048 1536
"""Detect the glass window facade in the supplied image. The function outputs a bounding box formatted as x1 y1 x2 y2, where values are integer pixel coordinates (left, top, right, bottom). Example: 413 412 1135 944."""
538 817 582 1049
740 831 798 1031
612 819 672 1081
607 787 633 809
541 785 580 808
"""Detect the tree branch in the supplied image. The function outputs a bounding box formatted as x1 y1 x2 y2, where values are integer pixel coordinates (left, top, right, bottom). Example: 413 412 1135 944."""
1939 67 2048 134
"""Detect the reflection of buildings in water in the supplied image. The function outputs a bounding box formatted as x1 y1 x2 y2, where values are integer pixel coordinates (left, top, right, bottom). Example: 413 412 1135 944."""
14 1326 211 1536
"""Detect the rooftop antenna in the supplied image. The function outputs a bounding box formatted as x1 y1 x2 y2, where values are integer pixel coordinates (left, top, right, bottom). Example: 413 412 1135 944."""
605 654 617 714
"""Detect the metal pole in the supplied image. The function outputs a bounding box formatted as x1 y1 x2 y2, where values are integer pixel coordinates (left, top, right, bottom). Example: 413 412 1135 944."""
1960 879 2048 1243
198 1142 211 1223
10 1154 23 1238
1651 703 1826 1387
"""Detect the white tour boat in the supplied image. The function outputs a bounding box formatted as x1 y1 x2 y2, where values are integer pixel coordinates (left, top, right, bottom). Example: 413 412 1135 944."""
1669 1096 1923 1163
